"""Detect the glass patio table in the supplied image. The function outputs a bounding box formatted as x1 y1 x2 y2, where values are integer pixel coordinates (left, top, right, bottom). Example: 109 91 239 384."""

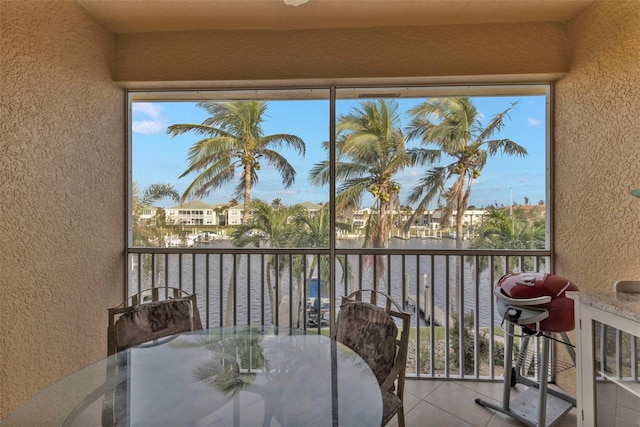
1 325 382 427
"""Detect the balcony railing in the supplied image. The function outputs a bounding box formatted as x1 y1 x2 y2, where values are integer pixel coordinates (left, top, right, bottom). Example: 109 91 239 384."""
128 246 552 381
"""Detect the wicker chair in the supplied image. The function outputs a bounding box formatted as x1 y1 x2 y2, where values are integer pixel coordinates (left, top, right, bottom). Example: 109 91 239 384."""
333 290 411 427
102 287 203 426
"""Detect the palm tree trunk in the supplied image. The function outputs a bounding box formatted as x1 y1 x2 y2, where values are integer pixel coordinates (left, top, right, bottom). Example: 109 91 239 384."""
373 201 390 291
242 164 252 224
224 255 241 326
453 192 465 315
266 260 276 324
455 212 464 250
291 276 303 328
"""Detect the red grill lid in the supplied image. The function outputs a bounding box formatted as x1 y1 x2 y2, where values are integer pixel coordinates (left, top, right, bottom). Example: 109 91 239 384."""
498 272 577 301
497 272 579 332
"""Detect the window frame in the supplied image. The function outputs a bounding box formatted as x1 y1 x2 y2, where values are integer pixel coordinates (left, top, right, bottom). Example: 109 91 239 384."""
127 83 553 257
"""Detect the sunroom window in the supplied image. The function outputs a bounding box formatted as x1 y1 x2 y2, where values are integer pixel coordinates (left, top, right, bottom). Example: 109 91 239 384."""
129 85 550 255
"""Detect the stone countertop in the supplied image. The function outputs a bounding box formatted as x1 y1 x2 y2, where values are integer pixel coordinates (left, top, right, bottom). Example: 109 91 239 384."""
567 290 640 324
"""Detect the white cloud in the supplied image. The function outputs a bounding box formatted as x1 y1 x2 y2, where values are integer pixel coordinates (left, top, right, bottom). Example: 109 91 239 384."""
277 190 299 196
132 120 166 135
133 103 164 119
132 103 167 135
528 117 542 126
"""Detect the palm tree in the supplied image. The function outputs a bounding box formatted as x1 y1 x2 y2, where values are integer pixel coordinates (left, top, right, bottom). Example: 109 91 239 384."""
131 182 180 247
131 183 180 284
404 98 527 249
309 99 411 286
271 198 282 209
167 101 306 224
468 207 545 272
232 200 304 325
290 205 354 325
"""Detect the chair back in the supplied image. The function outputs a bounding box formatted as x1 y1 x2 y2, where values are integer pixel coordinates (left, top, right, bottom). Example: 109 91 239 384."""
334 300 398 385
107 287 203 356
333 290 410 426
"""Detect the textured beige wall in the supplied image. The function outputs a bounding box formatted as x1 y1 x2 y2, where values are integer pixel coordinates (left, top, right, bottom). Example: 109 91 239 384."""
115 22 568 83
555 2 640 295
554 1 640 392
0 1 124 418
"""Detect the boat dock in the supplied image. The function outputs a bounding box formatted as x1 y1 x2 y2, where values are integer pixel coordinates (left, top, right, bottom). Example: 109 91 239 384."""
405 274 452 327
406 292 451 327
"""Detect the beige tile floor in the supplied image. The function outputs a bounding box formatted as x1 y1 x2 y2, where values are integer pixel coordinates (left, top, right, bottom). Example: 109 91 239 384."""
395 379 577 426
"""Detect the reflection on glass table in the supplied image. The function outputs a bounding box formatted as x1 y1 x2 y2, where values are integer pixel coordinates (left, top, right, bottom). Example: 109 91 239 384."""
2 325 382 427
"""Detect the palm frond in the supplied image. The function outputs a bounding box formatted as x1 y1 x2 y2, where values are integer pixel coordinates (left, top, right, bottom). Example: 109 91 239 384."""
180 146 233 178
475 100 518 142
260 134 306 156
308 160 330 186
485 138 528 157
181 162 236 201
405 166 448 207
260 149 297 187
336 179 368 212
167 123 222 137
406 147 441 166
140 184 180 205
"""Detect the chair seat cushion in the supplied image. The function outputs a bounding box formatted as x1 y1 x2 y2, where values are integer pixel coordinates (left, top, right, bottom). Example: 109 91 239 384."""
114 299 194 351
381 389 402 425
335 301 398 386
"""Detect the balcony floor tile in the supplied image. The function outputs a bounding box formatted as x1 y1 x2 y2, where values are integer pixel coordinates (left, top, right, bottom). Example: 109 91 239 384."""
401 380 577 427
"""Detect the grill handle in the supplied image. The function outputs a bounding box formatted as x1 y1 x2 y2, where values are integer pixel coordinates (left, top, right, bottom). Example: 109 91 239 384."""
497 300 550 325
494 288 552 306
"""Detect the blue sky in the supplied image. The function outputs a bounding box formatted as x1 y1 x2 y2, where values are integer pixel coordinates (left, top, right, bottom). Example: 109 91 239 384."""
132 94 547 209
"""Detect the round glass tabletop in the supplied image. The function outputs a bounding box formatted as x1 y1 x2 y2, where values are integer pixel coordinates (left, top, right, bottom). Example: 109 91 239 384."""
2 325 382 427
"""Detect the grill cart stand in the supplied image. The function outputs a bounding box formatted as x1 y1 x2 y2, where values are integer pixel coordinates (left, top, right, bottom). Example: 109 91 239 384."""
476 320 576 426
475 272 578 427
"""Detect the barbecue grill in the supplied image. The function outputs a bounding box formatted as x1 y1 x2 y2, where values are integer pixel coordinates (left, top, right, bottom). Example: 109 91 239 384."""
475 272 579 427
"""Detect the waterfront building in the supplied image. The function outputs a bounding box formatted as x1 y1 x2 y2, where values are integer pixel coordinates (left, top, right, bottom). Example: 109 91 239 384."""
299 201 323 217
165 200 220 226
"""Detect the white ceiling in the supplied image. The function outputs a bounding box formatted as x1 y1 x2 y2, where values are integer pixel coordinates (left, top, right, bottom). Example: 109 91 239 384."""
75 0 595 34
